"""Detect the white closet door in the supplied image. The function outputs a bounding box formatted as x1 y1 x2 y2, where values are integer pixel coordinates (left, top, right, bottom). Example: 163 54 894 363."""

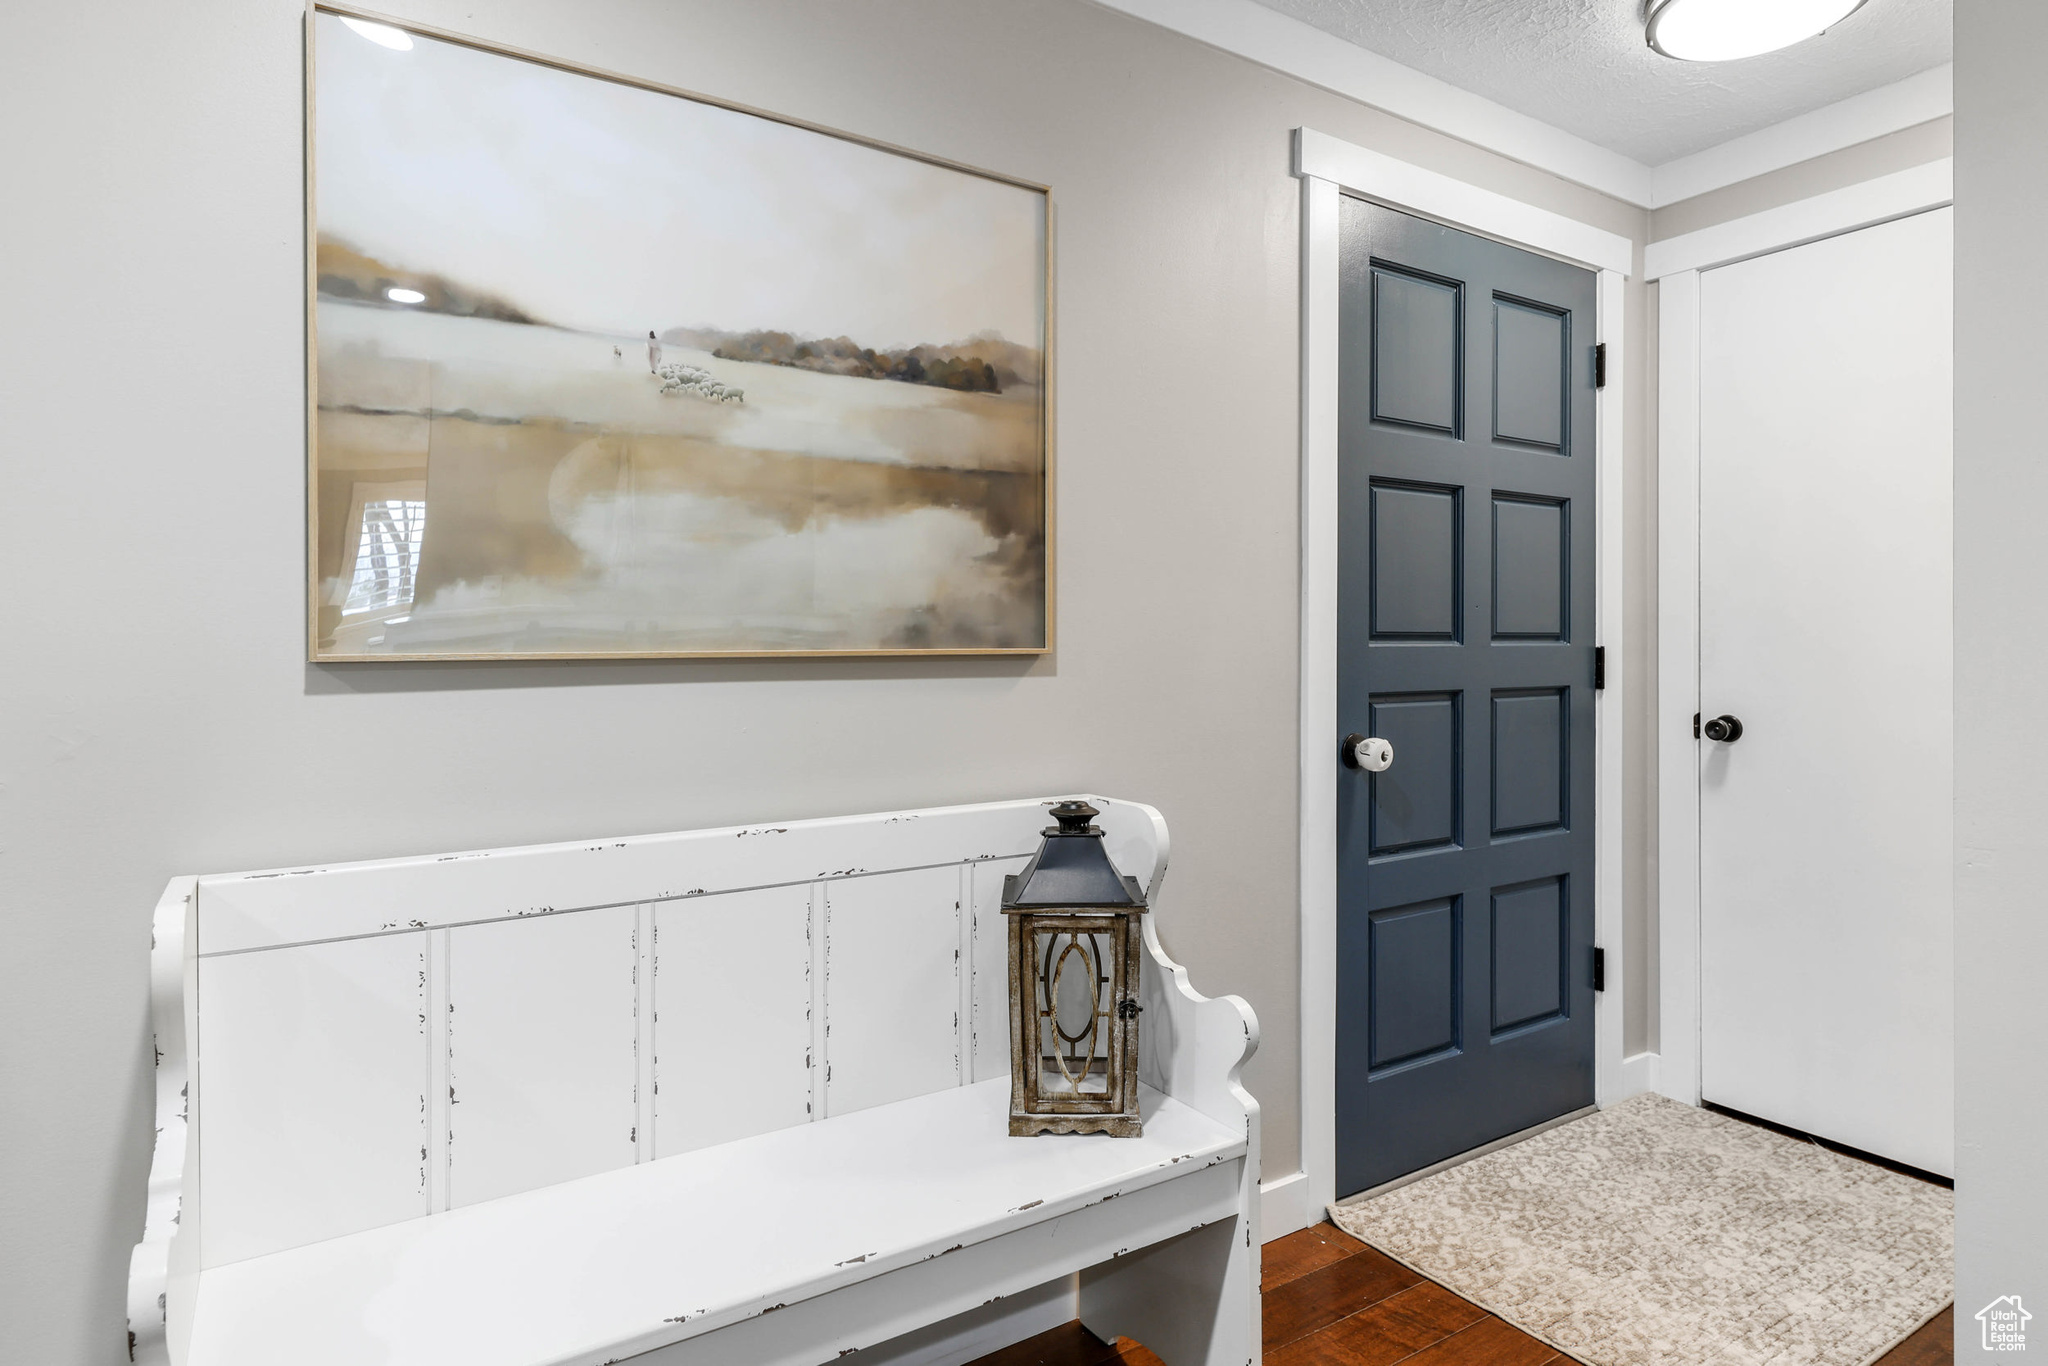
1697 207 1954 1177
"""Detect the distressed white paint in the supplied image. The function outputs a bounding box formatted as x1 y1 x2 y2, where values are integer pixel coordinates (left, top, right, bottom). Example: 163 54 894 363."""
192 802 1081 955
831 1275 1077 1366
426 928 453 1212
970 858 1030 1083
1293 129 1635 1230
634 904 657 1165
131 796 1262 1366
1646 158 1953 279
126 879 200 1366
956 863 976 1093
184 1080 1242 1366
630 1162 1234 1366
653 886 814 1157
448 907 640 1207
1104 804 1263 1365
824 866 964 1117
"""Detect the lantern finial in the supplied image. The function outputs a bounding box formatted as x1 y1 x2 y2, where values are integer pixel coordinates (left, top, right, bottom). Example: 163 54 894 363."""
1048 800 1100 834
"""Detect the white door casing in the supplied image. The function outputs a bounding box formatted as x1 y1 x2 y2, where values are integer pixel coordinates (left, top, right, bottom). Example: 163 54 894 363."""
1292 128 1637 1232
1695 208 1955 1177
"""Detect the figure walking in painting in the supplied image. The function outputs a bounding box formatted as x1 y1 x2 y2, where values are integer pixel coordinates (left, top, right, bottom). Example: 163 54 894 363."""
647 330 662 374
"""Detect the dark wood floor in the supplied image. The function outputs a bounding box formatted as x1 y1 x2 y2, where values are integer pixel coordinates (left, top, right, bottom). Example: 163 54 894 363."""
967 1223 1954 1366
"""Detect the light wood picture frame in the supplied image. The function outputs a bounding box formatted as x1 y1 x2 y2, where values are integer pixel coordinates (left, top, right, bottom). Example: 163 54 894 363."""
306 5 1052 661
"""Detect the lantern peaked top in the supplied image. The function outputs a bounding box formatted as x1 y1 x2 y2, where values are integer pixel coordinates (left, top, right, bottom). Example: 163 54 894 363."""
1002 801 1148 912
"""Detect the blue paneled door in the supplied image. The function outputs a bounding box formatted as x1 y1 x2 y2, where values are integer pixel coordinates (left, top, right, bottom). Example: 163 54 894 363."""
1335 199 1597 1197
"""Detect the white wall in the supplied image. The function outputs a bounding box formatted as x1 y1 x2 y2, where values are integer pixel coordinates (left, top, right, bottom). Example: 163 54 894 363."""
0 2 1648 1361
1953 0 2048 1351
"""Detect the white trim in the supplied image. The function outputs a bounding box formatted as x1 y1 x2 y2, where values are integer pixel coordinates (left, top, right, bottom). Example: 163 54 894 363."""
1646 157 1953 278
1258 1170 1312 1242
1097 0 1653 205
1296 129 1634 277
1296 127 1640 1213
1092 0 1950 211
1648 66 1952 209
1655 268 1702 1106
1592 266 1630 1107
1298 170 1342 1219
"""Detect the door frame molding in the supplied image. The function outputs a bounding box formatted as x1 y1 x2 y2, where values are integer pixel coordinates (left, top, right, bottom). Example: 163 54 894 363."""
1288 127 1638 1230
1647 157 1953 1108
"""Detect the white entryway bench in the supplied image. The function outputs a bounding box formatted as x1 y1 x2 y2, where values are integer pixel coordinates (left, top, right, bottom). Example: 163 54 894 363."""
128 796 1262 1366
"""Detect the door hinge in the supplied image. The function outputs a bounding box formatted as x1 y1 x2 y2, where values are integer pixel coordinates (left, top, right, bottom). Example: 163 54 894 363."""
1592 947 1606 993
1693 711 1701 739
1594 342 1608 389
1593 646 1606 690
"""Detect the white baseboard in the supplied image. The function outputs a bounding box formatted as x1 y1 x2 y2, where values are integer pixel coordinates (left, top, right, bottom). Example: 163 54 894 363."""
837 1273 1077 1366
1597 1050 1659 1108
1259 1170 1313 1241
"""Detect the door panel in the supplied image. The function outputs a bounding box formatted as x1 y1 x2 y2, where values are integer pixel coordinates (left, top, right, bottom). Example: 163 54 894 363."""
1371 483 1461 639
1368 898 1461 1069
1492 689 1567 837
1491 877 1567 1033
1492 496 1567 639
1371 268 1462 432
1697 207 1954 1177
1492 299 1568 449
1336 199 1597 1197
1367 693 1461 856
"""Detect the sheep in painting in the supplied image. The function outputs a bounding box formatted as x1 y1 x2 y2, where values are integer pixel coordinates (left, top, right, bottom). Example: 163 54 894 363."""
656 362 746 403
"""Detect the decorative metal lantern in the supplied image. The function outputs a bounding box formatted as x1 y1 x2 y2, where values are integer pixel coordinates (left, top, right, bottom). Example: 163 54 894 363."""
1003 801 1147 1137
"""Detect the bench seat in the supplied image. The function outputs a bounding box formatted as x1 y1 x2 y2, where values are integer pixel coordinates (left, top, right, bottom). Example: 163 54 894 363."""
187 1078 1246 1366
132 798 1262 1366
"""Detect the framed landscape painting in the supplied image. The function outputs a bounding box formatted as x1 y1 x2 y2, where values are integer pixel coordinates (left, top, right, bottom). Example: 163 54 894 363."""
307 7 1050 660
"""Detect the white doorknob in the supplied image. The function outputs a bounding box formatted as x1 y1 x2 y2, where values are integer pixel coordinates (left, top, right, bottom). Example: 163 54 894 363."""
1342 734 1395 773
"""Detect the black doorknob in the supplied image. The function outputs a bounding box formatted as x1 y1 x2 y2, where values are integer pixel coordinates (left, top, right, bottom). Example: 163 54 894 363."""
1703 714 1744 743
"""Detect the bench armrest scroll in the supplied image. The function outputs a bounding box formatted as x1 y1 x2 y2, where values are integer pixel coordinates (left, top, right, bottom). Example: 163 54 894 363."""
129 877 199 1366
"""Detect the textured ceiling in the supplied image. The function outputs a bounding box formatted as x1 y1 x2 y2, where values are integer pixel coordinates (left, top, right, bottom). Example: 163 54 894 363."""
1247 0 1951 164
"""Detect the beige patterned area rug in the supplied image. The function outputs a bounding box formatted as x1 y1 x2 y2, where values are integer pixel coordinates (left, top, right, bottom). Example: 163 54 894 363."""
1328 1094 1952 1366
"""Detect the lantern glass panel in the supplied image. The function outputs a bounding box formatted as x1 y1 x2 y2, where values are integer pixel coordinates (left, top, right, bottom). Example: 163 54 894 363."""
1034 925 1114 1097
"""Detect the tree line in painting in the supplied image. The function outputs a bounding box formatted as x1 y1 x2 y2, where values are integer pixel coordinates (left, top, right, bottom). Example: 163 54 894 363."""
668 327 1038 394
316 241 541 325
314 239 1042 398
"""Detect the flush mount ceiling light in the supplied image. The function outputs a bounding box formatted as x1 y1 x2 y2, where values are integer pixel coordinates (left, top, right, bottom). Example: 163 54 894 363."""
340 16 414 51
1646 0 1869 61
385 287 426 304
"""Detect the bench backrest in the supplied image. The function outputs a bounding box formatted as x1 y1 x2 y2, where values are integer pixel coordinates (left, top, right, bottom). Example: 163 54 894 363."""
154 795 1166 1272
